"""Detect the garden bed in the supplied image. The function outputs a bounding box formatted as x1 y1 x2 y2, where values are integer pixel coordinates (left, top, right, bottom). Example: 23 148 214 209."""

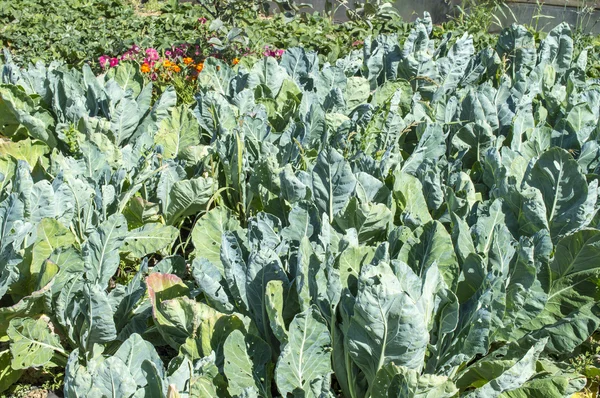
2 1 600 397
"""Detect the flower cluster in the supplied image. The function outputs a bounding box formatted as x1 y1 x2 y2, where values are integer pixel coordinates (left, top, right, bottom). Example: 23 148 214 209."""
95 18 285 86
263 45 285 58
98 44 141 69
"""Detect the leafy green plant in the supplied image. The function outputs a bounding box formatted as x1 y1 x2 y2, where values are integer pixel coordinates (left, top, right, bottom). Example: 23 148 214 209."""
3 11 600 398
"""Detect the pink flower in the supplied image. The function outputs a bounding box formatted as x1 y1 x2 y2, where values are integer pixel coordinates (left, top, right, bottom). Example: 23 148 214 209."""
352 40 364 47
198 17 207 24
109 57 119 67
98 55 109 68
263 46 284 58
131 45 140 53
146 48 159 61
165 50 172 57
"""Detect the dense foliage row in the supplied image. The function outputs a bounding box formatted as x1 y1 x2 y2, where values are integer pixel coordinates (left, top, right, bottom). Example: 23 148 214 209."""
0 0 408 69
2 13 600 397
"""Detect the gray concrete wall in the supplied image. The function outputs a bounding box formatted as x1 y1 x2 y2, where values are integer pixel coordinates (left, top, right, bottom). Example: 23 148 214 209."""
269 0 457 23
271 0 600 33
492 2 600 34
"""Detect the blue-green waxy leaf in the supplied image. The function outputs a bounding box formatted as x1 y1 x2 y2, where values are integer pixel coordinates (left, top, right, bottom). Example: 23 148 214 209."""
346 260 429 384
280 165 309 204
312 147 357 223
114 333 165 388
280 47 317 84
223 329 271 397
194 91 237 140
463 339 547 398
246 248 289 342
247 56 287 98
165 176 215 225
399 220 459 289
538 23 573 74
335 198 392 244
91 356 138 398
371 363 458 398
275 306 332 398
83 283 119 346
221 231 249 312
84 214 128 287
402 124 446 174
110 97 142 145
525 148 596 242
154 105 201 159
524 229 600 353
192 257 235 313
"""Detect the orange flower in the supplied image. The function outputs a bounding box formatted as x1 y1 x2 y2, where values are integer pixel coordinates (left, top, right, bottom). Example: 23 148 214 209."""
232 58 240 66
171 65 181 73
140 63 151 73
163 60 172 68
183 57 193 65
196 63 204 73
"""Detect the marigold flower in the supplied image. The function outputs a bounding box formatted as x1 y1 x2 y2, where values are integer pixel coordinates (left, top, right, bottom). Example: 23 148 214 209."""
183 57 193 65
232 58 240 66
163 60 172 68
171 65 181 73
140 63 151 73
196 63 204 73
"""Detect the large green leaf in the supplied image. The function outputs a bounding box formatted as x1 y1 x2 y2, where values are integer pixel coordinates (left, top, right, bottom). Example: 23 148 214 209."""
91 356 138 398
165 177 215 225
312 147 357 223
336 198 392 244
525 148 596 241
393 171 433 227
0 138 49 167
0 350 23 393
462 339 547 398
398 220 459 289
346 260 429 384
191 207 241 270
371 363 458 398
275 306 332 397
246 248 289 342
27 217 75 292
524 229 600 352
7 317 66 369
223 329 271 397
155 105 201 159
114 333 165 387
121 223 179 258
83 214 128 287
0 85 56 147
